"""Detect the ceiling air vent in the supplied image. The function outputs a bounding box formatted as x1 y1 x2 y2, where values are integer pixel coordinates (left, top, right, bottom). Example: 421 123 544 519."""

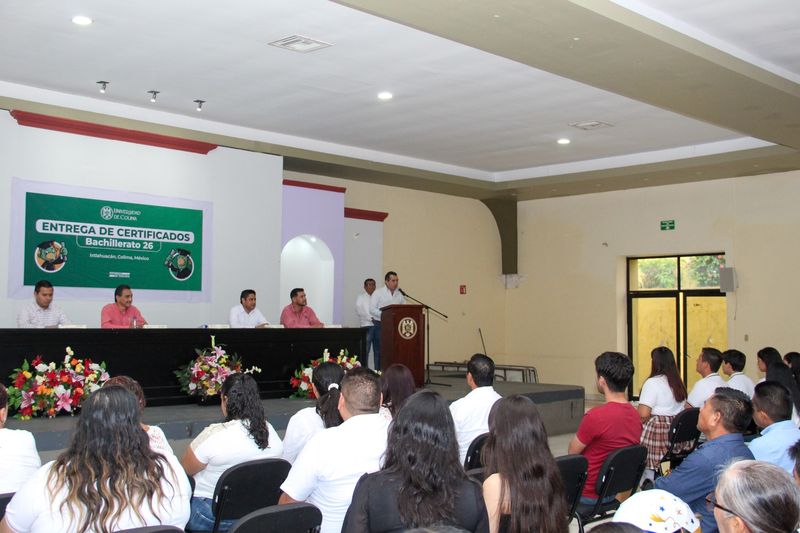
268 35 332 53
569 120 614 130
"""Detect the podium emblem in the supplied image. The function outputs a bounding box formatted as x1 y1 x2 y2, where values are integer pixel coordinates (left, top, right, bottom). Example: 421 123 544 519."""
397 317 418 340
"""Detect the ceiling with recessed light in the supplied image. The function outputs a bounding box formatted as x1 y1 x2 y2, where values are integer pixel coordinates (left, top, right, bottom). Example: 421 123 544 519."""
0 0 798 200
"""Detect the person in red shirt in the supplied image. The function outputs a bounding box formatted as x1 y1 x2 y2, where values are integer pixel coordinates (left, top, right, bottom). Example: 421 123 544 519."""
567 351 642 505
100 284 148 329
279 288 323 328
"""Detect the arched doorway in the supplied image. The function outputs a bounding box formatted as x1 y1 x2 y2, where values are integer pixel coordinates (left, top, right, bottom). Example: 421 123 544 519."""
280 235 334 324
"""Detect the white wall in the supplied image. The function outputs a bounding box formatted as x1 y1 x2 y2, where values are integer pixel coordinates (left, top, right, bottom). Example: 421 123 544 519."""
342 217 384 327
280 235 335 324
0 111 284 327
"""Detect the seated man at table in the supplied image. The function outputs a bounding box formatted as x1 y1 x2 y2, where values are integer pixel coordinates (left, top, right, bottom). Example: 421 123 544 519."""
280 288 323 328
17 280 71 328
101 284 148 328
229 289 269 328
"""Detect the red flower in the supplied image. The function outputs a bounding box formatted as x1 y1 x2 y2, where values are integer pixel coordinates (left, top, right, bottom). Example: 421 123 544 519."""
14 373 27 388
31 355 43 366
20 406 33 417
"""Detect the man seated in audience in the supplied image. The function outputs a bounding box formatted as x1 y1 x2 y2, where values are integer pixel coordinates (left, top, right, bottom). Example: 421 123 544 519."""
449 353 502 464
16 280 71 328
228 289 269 328
748 381 800 474
279 367 389 533
101 284 148 328
280 288 324 328
568 351 642 507
685 347 725 408
0 383 42 493
788 439 800 486
721 349 755 397
655 387 754 533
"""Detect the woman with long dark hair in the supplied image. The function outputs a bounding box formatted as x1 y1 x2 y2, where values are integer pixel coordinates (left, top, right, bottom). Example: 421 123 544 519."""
757 346 783 381
104 375 174 456
637 346 687 480
380 363 416 418
1 386 190 533
784 351 800 388
282 361 344 463
766 363 800 425
181 373 283 532
342 389 488 532
482 395 567 533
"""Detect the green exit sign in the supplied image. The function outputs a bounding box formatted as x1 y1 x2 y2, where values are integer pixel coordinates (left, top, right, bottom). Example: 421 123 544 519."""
660 219 676 231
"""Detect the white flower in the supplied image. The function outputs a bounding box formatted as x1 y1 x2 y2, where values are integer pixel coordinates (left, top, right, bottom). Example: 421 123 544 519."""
35 375 46 384
299 382 308 391
90 363 101 371
65 347 74 356
303 367 313 377
188 383 197 391
35 363 48 373
49 362 56 370
322 349 330 357
55 385 66 395
88 383 100 393
339 349 345 356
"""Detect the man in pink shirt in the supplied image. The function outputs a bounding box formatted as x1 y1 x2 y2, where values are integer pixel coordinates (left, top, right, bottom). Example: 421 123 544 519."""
101 284 148 328
280 288 323 328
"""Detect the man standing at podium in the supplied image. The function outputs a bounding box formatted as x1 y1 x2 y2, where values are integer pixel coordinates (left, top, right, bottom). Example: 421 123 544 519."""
369 271 405 370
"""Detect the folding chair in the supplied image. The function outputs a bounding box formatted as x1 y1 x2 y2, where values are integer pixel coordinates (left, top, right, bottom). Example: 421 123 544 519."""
227 503 322 533
656 408 701 477
556 454 589 531
463 433 490 470
115 526 186 533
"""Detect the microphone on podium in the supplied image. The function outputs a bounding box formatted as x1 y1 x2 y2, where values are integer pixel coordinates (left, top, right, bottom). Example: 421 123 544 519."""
398 288 408 297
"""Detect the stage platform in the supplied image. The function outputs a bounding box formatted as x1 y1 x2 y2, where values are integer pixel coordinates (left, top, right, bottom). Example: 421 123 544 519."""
6 372 584 453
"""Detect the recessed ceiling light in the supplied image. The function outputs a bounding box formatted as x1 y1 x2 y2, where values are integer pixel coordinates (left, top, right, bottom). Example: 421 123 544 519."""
72 15 93 26
96 81 109 94
148 90 159 103
377 92 393 101
268 35 332 53
194 99 205 112
557 138 571 145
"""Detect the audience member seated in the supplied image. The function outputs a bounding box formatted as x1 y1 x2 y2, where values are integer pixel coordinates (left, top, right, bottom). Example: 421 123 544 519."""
587 524 644 533
380 363 416 419
342 390 488 533
637 347 687 482
482 395 567 533
568 352 642 507
181 373 283 532
748 381 800 473
785 351 800 388
279 367 389 533
1 387 190 533
0 383 41 493
654 387 754 533
756 346 783 383
282 362 344 464
720 349 755 398
788 439 800 486
105 375 174 456
711 460 800 533
611 489 698 533
685 347 725 408
765 362 800 425
450 354 502 464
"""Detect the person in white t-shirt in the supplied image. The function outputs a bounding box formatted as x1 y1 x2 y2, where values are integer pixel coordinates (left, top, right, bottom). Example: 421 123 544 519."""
638 346 688 480
279 367 390 533
0 383 42 494
722 349 756 398
229 289 269 328
282 362 345 464
686 347 726 408
449 353 502 464
181 373 283 532
355 278 377 368
1 386 191 533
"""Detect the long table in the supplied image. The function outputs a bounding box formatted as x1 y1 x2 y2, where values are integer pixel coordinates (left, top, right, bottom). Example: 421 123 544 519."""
0 328 367 405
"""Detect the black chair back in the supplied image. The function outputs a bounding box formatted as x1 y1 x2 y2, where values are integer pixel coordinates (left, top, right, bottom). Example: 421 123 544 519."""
114 526 185 532
0 492 14 521
227 503 322 533
463 433 490 470
465 467 487 483
658 408 701 475
212 457 292 533
556 454 589 522
578 444 647 526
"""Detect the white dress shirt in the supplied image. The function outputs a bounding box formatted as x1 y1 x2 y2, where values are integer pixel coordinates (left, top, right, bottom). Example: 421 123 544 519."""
355 292 373 327
16 301 70 328
726 372 756 398
687 373 727 407
0 428 41 493
369 286 405 321
229 304 268 328
449 386 502 464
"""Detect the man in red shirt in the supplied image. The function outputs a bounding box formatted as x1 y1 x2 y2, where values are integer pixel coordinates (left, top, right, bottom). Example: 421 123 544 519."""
100 284 147 329
279 288 324 328
568 351 642 505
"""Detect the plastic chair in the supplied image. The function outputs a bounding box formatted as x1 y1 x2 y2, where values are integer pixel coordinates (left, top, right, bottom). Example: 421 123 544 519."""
463 433 490 470
227 503 322 533
656 408 701 476
0 492 14 520
556 454 589 530
466 467 487 483
206 457 292 533
115 526 186 533
576 444 647 531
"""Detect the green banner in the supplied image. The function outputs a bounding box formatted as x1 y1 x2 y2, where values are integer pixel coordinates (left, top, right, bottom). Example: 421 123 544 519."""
24 192 203 291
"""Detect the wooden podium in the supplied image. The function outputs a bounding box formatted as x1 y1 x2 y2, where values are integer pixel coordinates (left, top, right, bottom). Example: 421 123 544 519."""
380 304 425 386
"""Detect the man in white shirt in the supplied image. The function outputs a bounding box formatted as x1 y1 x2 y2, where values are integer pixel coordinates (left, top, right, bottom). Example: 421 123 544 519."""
369 271 405 370
228 289 269 328
722 349 756 398
16 280 71 328
0 383 42 493
450 353 502 464
686 347 726 408
279 368 389 533
355 278 377 368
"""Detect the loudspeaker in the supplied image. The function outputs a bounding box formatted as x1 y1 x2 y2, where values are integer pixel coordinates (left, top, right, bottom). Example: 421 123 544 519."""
720 267 737 292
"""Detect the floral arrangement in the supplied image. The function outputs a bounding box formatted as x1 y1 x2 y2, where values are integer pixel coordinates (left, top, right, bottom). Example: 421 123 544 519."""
175 336 261 397
6 347 110 419
290 349 361 399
